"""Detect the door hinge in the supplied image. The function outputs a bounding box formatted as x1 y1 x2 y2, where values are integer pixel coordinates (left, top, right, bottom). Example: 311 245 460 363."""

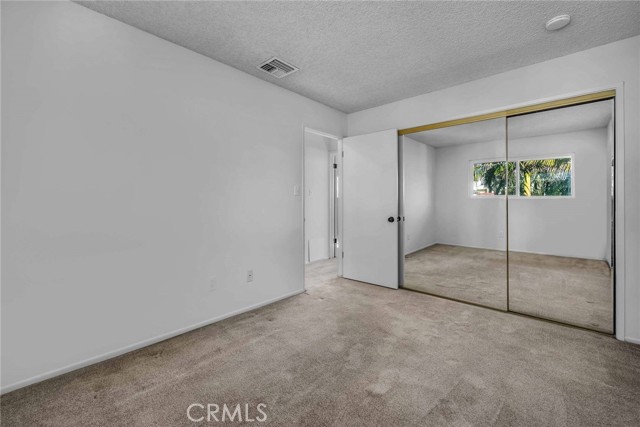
334 238 337 243
333 163 337 169
342 251 344 258
342 151 344 158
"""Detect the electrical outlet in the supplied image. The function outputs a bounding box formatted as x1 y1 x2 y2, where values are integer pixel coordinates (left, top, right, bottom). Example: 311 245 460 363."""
208 277 217 292
247 270 254 283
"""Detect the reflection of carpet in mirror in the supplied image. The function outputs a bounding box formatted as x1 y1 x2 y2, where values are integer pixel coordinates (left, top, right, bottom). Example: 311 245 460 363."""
404 244 613 333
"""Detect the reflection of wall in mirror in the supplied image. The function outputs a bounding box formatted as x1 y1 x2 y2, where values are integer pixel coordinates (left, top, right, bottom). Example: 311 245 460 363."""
403 137 437 255
433 128 609 260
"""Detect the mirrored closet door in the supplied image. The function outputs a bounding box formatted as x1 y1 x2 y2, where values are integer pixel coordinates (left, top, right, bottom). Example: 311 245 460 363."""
399 92 615 333
401 118 508 310
507 100 615 333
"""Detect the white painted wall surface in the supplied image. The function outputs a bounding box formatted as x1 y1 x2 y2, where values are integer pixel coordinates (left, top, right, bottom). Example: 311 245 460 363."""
304 133 330 263
403 137 436 254
1 1 346 391
508 129 609 260
434 138 507 252
347 36 640 342
433 129 609 259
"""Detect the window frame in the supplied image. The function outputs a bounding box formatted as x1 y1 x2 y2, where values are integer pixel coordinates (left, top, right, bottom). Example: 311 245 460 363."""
469 153 575 199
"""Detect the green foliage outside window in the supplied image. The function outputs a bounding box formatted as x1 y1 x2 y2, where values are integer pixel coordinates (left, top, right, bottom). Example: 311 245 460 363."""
473 157 572 197
518 158 572 196
473 161 516 196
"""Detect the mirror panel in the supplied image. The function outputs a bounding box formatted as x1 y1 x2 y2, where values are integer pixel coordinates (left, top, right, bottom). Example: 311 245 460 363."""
402 118 508 310
507 100 614 332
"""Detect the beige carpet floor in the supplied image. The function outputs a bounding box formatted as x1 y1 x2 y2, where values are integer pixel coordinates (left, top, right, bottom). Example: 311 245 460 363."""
2 258 638 426
405 244 508 310
404 244 613 333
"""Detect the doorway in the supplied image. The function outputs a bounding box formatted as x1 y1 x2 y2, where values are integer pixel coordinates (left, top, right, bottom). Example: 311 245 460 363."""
303 128 341 287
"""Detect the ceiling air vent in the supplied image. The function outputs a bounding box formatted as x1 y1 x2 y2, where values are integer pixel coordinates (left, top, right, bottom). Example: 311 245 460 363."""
257 57 299 78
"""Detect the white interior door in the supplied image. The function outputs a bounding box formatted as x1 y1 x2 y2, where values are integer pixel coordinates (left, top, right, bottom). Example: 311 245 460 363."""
342 129 399 289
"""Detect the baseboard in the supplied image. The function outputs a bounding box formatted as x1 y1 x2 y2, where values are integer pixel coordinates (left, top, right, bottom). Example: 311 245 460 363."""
1 289 304 395
433 241 504 252
433 241 607 261
404 242 438 256
307 256 333 264
625 336 640 345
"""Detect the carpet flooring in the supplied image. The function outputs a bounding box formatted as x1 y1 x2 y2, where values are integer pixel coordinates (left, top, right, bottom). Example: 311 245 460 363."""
404 244 508 310
404 244 613 333
2 258 638 426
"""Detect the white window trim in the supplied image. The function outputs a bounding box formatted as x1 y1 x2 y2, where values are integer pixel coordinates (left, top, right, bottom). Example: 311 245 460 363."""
469 153 575 199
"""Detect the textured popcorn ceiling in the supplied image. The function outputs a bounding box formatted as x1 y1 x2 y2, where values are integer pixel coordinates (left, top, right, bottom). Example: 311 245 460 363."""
76 1 640 113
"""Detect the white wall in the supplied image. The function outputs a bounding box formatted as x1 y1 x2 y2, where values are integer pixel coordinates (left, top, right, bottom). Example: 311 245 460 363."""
403 137 436 254
434 138 507 251
304 133 330 263
348 35 640 343
508 129 609 259
433 129 609 260
1 1 346 392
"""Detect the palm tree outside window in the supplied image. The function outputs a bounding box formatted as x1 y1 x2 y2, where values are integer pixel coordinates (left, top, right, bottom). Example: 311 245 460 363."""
472 156 572 197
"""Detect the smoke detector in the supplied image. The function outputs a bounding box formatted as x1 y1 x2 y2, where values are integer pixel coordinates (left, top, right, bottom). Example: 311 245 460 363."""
257 57 299 78
545 15 571 31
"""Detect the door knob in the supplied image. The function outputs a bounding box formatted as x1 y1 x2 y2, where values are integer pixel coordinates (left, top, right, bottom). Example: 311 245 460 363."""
388 217 395 223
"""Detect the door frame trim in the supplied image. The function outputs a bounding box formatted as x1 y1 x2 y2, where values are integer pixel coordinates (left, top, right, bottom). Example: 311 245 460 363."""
328 151 339 259
398 135 405 287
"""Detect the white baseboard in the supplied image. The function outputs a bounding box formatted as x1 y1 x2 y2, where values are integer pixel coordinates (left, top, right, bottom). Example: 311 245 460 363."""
625 336 640 345
431 241 607 262
1 289 304 395
404 242 438 256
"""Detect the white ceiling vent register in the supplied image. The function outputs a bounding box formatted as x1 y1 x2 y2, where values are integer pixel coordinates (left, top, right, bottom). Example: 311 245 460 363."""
257 57 299 78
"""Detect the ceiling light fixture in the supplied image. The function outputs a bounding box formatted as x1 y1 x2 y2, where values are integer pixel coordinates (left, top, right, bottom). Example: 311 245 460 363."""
545 15 571 31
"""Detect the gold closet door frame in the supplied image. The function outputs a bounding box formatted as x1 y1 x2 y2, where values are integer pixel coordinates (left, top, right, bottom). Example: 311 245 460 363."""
398 90 615 135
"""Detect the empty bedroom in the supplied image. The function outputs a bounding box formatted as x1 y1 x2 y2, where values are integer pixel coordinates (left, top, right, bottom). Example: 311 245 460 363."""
2 1 640 426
